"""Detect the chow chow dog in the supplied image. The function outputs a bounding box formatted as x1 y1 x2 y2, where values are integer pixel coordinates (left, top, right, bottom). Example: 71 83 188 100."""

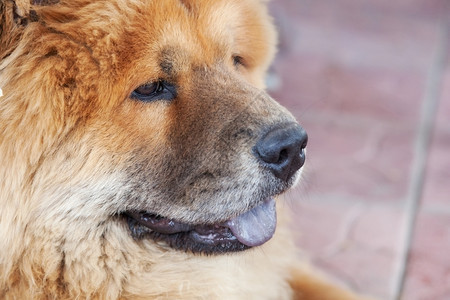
0 0 370 299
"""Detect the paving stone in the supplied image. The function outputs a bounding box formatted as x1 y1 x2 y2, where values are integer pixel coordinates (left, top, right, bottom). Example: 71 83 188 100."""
422 128 450 210
286 196 403 299
405 57 450 300
297 116 414 203
270 0 446 22
402 212 450 300
422 63 450 209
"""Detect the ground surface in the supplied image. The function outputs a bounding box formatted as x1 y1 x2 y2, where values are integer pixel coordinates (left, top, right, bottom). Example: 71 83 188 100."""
268 1 450 299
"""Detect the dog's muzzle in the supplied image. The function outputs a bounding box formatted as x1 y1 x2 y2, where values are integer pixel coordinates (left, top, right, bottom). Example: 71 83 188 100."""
124 122 308 254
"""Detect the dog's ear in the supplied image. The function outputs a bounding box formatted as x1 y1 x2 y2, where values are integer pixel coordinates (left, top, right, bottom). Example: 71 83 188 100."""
1 1 24 61
2 0 59 22
5 0 29 19
0 0 59 60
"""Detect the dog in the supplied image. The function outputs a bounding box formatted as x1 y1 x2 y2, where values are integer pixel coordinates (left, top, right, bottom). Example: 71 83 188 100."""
0 0 370 299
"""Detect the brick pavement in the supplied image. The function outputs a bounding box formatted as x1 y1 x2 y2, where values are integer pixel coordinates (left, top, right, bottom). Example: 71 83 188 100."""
268 1 450 299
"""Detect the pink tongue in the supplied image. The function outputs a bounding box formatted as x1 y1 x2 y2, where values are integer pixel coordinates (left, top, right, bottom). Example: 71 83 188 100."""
225 198 277 247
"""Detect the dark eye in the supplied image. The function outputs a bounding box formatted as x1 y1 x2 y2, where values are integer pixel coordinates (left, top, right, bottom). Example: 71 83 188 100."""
233 55 245 68
130 81 176 102
135 82 162 95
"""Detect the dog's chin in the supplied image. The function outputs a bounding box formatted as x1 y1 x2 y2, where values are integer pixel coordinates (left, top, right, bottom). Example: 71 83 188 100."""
123 198 277 255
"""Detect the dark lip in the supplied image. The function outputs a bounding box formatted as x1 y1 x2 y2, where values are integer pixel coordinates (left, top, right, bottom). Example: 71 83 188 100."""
125 213 250 254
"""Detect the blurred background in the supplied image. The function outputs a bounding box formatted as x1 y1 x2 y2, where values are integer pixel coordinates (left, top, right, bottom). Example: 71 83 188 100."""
267 0 450 299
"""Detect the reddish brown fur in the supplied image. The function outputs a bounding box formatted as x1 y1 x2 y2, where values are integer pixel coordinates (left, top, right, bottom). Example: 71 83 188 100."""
1 0 372 299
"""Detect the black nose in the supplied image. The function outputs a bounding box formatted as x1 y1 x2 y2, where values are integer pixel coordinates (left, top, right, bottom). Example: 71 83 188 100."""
254 123 308 182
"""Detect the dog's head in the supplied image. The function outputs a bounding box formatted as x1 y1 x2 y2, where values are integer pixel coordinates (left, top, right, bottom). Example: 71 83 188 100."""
1 0 307 254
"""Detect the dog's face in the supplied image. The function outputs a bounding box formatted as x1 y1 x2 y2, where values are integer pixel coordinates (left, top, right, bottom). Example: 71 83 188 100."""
1 0 306 254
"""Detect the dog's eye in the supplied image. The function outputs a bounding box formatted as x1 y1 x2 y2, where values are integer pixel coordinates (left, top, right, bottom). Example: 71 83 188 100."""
130 81 176 102
233 55 245 68
135 82 162 95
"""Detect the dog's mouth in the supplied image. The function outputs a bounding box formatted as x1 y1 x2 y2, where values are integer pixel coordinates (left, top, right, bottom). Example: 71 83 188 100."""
124 198 277 254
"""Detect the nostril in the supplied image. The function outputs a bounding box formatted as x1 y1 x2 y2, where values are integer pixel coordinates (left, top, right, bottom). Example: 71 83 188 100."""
278 149 289 164
301 134 308 150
